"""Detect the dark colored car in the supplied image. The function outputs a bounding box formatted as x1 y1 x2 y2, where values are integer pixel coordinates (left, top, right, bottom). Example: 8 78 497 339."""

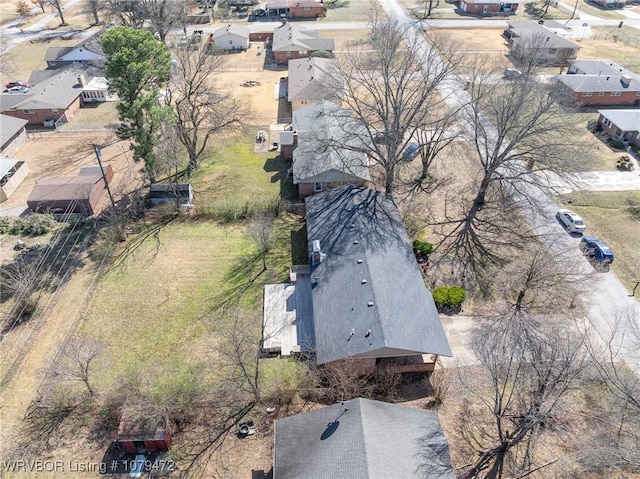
5 81 32 89
580 236 614 264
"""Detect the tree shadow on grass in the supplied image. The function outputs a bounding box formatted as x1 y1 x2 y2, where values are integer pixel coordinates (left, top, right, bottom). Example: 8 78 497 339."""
264 156 296 200
208 252 265 313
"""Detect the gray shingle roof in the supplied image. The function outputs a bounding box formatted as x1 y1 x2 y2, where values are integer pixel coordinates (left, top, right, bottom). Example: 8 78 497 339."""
0 114 28 148
44 46 74 62
274 397 455 479
305 186 452 365
287 57 339 103
507 20 580 50
292 101 370 184
556 73 640 93
211 24 250 39
598 109 640 132
11 69 84 110
272 23 334 52
568 59 638 78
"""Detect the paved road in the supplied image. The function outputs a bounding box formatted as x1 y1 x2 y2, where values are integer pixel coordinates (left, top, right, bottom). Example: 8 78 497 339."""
375 0 640 372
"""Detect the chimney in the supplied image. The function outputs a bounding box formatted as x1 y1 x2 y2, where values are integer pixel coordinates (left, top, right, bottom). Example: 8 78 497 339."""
621 75 631 88
77 74 86 87
311 240 325 265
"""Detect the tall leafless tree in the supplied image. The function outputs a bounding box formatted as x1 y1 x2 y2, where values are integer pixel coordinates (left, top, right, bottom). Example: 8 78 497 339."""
246 211 275 272
82 0 102 24
31 0 46 13
59 335 107 397
48 0 66 24
458 311 588 479
101 0 144 27
137 0 185 43
169 46 247 172
323 15 462 195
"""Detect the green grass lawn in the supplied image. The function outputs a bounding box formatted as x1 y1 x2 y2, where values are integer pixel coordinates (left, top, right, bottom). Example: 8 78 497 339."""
557 191 640 292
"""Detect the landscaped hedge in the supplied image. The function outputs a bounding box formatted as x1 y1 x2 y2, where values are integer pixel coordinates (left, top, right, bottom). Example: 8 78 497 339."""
432 285 467 310
8 214 56 236
413 239 433 257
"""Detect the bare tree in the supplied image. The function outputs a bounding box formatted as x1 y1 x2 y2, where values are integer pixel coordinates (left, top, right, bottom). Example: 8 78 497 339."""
101 0 144 27
323 15 462 195
31 0 46 13
458 311 588 479
438 60 581 271
48 0 66 25
16 0 31 18
169 46 247 172
246 211 274 272
137 0 185 43
82 0 102 24
59 335 107 397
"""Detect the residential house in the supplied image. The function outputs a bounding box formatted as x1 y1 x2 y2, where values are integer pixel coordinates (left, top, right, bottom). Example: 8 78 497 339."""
27 166 112 216
209 24 250 50
590 0 626 7
556 73 640 106
265 0 327 18
460 0 519 15
0 158 29 203
286 57 339 111
597 109 640 146
567 59 633 76
0 114 28 155
0 69 86 125
503 20 580 66
307 185 451 369
271 22 334 65
289 101 370 197
273 398 455 479
44 33 105 69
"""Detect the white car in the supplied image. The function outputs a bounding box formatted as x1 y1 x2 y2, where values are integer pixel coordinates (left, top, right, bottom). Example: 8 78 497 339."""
556 209 586 234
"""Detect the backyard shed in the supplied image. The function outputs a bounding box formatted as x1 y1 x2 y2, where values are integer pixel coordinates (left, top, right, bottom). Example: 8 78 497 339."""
117 409 172 454
27 174 108 216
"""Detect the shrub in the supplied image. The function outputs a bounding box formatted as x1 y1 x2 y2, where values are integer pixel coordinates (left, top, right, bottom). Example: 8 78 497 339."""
432 285 467 310
310 50 332 58
609 139 625 150
413 239 433 256
0 217 9 234
9 214 56 236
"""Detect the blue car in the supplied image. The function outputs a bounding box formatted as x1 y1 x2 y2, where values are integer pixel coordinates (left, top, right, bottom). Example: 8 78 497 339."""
402 142 420 161
580 236 614 264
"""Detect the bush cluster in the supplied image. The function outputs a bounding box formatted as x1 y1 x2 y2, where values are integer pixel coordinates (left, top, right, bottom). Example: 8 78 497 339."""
0 217 9 234
8 214 56 236
413 239 433 257
432 285 467 309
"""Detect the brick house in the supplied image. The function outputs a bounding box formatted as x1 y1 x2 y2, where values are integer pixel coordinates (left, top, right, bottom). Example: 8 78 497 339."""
286 57 340 111
556 74 640 107
271 22 334 65
597 109 640 146
460 0 519 15
0 70 84 125
266 0 326 18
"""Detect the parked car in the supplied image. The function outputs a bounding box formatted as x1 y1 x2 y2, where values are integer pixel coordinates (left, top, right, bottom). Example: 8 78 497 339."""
556 209 586 234
503 68 522 80
402 142 420 161
5 81 32 89
5 86 31 94
580 236 614 264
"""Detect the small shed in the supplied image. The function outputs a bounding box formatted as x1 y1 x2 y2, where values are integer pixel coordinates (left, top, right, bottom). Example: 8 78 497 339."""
27 174 108 216
0 158 30 202
148 183 194 210
117 409 172 454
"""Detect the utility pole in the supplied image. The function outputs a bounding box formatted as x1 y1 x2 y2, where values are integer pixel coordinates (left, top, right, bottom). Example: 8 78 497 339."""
93 143 116 208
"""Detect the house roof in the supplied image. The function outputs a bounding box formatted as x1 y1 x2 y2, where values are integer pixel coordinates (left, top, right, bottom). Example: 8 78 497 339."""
305 185 452 365
569 59 639 79
556 73 640 93
268 0 325 8
28 175 102 202
28 63 105 85
292 101 370 184
0 158 20 178
10 69 84 111
598 109 640 132
44 46 74 62
464 0 519 3
45 32 105 63
274 397 455 479
507 20 580 49
0 114 28 147
287 57 339 102
272 23 334 53
211 24 250 39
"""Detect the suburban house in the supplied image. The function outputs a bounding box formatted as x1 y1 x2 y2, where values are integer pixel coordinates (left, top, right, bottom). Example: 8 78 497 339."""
567 59 633 77
286 57 340 111
264 0 327 18
271 22 334 65
0 114 28 155
27 165 113 216
209 24 250 50
44 33 105 69
0 158 29 203
459 0 519 15
273 397 454 479
263 185 452 371
556 73 640 106
597 109 640 146
503 20 581 66
0 69 86 125
116 409 172 454
287 100 370 197
589 0 626 7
